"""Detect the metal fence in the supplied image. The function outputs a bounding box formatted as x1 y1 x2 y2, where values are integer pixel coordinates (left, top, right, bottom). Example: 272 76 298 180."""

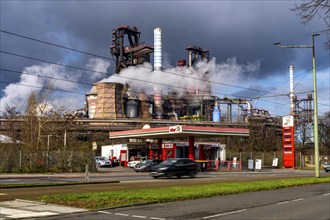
0 147 95 173
211 151 329 171
0 147 328 173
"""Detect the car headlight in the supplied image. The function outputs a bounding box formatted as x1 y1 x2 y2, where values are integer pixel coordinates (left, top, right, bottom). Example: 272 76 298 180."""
159 167 168 171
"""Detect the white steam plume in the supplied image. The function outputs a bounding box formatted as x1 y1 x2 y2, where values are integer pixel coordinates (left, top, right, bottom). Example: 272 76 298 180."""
0 57 111 114
86 57 111 80
101 57 261 97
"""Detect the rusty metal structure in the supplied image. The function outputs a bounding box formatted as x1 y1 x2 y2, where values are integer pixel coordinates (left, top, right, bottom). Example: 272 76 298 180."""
110 25 154 74
293 94 314 145
186 45 210 68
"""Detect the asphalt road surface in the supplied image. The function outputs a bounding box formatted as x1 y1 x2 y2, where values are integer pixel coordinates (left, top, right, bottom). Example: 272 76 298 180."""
41 183 330 220
1 169 325 201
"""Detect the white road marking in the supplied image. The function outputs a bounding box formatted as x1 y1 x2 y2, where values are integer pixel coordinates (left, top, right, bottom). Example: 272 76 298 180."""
277 198 304 205
132 215 147 218
0 193 7 196
98 210 112 214
115 213 129 217
322 193 330 196
0 207 57 218
203 209 247 219
98 211 164 219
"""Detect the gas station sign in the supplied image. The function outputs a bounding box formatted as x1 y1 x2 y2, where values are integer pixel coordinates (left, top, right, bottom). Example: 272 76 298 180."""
163 144 174 149
282 116 294 127
169 125 182 134
282 116 295 168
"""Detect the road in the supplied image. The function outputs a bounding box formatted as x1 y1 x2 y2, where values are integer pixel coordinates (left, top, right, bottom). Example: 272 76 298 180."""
41 183 330 220
1 168 324 201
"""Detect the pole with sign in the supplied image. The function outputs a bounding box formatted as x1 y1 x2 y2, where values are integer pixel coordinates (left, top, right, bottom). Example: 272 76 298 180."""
282 116 295 168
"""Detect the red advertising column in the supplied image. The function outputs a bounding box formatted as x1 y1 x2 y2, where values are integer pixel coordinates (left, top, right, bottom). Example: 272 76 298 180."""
199 145 204 160
158 138 163 160
188 136 195 160
282 116 295 168
162 143 175 159
172 143 176 158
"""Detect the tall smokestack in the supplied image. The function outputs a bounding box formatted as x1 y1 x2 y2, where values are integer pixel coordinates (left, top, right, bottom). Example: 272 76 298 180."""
289 65 295 116
154 28 162 71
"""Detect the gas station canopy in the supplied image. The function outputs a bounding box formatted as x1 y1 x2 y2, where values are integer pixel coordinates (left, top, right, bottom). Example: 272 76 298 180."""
109 125 249 139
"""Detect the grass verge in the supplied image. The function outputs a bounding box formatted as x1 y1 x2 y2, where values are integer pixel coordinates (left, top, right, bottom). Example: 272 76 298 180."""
0 181 119 189
37 177 330 210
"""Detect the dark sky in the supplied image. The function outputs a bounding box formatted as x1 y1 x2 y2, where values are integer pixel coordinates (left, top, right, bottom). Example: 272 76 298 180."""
0 1 329 116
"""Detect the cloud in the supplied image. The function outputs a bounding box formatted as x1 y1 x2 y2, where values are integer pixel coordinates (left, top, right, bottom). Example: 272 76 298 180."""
1 1 328 116
0 57 111 114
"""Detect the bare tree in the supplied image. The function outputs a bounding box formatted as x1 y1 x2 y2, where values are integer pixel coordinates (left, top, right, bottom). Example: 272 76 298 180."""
291 0 330 49
319 111 330 153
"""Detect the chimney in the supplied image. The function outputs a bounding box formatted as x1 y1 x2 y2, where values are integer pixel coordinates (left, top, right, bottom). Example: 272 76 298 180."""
154 28 162 71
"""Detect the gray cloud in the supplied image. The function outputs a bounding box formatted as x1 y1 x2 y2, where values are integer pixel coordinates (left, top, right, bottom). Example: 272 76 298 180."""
1 1 328 115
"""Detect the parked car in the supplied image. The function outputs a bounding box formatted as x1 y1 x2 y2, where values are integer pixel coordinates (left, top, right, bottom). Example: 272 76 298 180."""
134 159 163 172
150 158 198 178
324 161 330 172
95 156 112 167
128 157 146 168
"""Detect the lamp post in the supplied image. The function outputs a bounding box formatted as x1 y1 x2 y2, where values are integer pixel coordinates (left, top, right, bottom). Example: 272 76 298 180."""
274 33 320 177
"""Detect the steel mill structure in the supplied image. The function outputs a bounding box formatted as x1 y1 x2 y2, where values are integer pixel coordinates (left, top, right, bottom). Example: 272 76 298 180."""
85 25 270 124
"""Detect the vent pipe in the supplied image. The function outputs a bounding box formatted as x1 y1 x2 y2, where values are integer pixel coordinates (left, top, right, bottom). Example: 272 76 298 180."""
154 28 162 71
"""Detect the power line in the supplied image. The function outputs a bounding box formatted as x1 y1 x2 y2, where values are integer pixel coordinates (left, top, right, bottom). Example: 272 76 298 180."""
0 50 248 98
1 67 235 99
1 68 92 87
0 30 111 61
1 29 284 96
0 80 86 95
256 90 314 99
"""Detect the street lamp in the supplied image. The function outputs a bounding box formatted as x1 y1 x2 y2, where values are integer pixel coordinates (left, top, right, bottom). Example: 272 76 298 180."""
274 34 320 177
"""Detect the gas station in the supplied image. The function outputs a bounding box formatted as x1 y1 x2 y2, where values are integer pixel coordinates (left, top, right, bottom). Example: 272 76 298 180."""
108 125 249 168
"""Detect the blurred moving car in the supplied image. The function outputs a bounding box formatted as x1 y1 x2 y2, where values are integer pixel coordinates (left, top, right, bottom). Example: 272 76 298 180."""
324 161 330 172
95 156 112 167
150 158 198 178
134 159 163 172
128 157 146 168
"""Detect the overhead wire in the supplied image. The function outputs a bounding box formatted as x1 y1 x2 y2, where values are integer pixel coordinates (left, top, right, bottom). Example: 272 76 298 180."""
0 52 238 98
1 29 329 115
1 29 284 97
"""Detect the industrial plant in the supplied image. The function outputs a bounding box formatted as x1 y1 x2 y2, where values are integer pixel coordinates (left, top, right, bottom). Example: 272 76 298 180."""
81 25 279 168
85 25 270 124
